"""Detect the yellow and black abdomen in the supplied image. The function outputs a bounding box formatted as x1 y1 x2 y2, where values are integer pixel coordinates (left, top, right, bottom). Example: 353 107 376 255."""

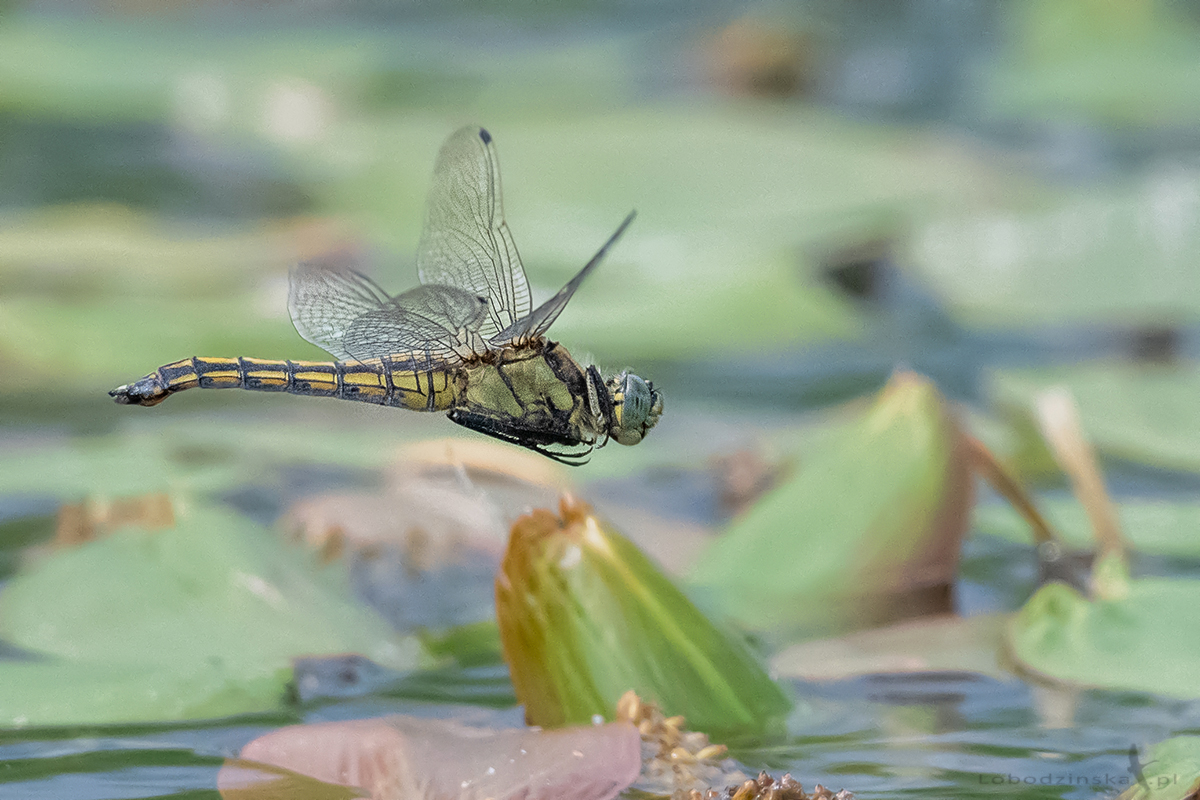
109 356 458 411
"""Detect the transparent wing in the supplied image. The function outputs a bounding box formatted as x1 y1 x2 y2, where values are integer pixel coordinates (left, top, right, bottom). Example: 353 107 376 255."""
416 126 531 340
289 259 488 367
493 211 636 346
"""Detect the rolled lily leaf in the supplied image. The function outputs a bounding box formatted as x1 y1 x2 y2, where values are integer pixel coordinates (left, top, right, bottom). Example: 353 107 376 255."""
688 371 972 638
495 495 791 736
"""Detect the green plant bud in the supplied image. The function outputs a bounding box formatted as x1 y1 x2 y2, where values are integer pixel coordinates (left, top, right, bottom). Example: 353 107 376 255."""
496 495 792 737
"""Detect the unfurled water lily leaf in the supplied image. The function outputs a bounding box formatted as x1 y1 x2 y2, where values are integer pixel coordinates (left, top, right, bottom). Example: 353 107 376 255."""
1008 553 1200 698
0 504 421 726
687 371 972 638
496 495 791 736
1117 737 1200 800
217 716 641 800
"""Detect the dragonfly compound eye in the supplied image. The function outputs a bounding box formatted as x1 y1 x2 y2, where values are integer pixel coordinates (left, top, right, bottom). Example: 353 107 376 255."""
608 372 661 446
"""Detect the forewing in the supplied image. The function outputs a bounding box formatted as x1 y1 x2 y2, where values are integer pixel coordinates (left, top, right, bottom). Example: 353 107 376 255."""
493 211 636 345
416 126 531 339
289 259 488 367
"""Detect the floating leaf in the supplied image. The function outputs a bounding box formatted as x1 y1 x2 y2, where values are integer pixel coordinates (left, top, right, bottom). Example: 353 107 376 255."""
1117 736 1200 800
1008 553 1200 699
984 0 1200 127
990 363 1200 475
0 659 291 729
977 496 1200 559
218 716 641 800
0 503 421 726
687 371 972 638
496 495 791 736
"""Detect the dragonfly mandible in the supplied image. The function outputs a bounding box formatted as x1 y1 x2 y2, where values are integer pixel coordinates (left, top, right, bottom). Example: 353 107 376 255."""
110 126 662 464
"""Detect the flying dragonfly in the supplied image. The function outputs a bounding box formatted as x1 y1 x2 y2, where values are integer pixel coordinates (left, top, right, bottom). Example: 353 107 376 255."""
110 126 662 464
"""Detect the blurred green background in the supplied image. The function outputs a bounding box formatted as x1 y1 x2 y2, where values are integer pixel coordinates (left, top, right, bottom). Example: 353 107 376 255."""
5 0 1200 798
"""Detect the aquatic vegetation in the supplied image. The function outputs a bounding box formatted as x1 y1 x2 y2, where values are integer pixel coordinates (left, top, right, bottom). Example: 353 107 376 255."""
496 494 792 737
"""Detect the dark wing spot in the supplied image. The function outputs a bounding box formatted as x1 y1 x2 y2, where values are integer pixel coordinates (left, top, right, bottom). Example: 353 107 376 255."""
479 128 492 144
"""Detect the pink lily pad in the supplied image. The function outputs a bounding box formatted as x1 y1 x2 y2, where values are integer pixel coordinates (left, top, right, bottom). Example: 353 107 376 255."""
218 716 641 800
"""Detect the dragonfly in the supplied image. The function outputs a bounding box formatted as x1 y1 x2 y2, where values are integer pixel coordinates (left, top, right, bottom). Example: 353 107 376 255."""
110 126 662 464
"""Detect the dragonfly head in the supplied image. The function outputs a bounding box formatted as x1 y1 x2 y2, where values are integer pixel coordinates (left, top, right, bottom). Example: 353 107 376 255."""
605 371 663 446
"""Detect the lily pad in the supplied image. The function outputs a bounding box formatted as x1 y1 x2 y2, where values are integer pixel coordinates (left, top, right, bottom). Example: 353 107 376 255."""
0 205 288 296
0 292 327 395
976 496 1200 559
983 0 1200 127
0 504 421 726
687 371 973 637
218 716 641 800
1117 736 1200 800
0 659 291 729
1008 554 1200 699
911 176 1200 328
0 412 457 501
990 363 1200 475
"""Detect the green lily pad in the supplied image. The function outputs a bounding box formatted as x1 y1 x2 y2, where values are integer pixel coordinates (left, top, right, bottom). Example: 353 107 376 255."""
1117 736 1200 800
989 363 1200 475
910 182 1200 328
0 659 291 729
0 293 329 395
977 496 1200 558
983 0 1200 127
335 109 1041 362
0 205 285 296
687 371 972 637
0 408 460 500
0 504 421 726
1008 554 1200 698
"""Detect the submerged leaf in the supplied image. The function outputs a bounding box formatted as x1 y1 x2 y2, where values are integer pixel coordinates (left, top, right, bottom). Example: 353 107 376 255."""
496 495 791 736
688 371 972 637
218 716 641 800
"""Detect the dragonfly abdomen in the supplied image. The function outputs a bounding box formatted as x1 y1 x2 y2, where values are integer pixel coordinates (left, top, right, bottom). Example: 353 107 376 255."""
109 356 458 411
